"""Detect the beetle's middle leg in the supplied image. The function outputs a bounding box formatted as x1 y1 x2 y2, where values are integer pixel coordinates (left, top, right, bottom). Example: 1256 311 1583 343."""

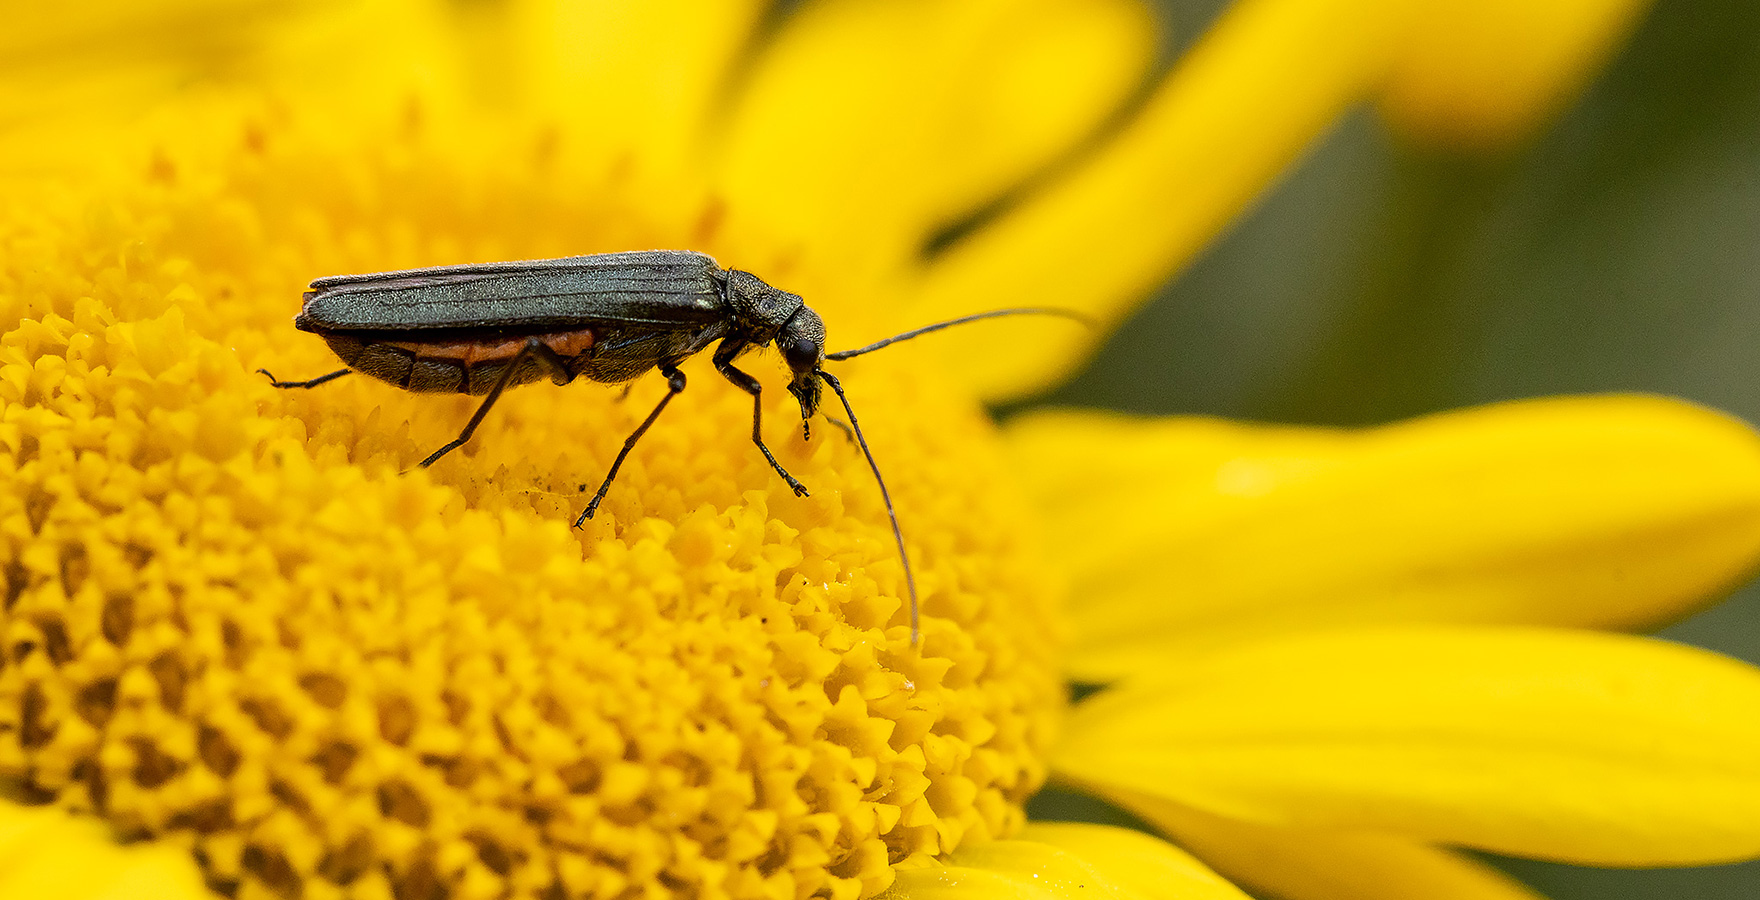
577 362 688 526
418 338 571 469
712 350 810 499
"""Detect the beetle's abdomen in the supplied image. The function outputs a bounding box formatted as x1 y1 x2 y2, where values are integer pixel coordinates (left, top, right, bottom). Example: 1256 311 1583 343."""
322 329 596 395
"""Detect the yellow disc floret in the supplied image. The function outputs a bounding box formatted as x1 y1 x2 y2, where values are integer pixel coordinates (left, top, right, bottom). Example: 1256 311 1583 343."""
0 101 1062 900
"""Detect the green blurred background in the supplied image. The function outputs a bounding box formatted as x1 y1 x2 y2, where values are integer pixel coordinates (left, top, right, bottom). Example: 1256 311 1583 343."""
1037 0 1760 896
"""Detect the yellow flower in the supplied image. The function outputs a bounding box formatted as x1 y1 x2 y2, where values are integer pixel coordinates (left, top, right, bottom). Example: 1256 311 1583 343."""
4 2 1756 900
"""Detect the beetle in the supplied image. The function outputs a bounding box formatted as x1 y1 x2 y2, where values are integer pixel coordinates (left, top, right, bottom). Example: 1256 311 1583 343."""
260 249 1078 644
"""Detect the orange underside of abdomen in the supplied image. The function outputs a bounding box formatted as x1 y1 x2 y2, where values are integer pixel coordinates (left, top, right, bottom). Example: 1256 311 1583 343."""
384 328 596 365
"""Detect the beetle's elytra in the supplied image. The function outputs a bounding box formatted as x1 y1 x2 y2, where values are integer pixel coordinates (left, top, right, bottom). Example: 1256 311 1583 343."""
263 249 1080 645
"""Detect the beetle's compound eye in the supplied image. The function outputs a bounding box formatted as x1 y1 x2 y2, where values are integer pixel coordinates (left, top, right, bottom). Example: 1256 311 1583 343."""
783 335 820 370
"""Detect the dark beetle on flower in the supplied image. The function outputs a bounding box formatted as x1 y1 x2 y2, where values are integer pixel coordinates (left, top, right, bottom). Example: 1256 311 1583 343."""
261 249 1081 645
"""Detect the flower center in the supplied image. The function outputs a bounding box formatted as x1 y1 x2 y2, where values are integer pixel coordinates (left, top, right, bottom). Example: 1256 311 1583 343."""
0 103 1063 899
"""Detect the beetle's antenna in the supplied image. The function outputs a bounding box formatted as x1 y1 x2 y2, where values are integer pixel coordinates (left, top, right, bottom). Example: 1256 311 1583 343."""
816 369 921 647
825 307 1091 360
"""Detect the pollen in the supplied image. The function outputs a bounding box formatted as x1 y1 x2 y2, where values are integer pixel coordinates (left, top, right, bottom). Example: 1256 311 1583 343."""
0 105 1063 899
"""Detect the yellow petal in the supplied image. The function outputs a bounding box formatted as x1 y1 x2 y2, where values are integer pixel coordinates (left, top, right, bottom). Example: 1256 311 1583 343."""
715 0 1156 280
879 822 1251 900
1054 627 1760 866
0 798 213 900
1133 801 1547 900
911 0 1411 399
1002 395 1760 682
0 0 315 171
1 0 305 110
1380 0 1655 149
509 0 770 178
912 0 1654 399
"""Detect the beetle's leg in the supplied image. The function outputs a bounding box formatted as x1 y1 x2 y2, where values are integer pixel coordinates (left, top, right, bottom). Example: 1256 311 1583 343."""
578 362 687 526
418 338 569 468
527 340 576 387
258 367 351 389
712 347 810 499
822 415 856 444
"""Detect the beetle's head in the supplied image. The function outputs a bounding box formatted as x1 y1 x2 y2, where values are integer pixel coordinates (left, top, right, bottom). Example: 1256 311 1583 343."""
778 305 825 418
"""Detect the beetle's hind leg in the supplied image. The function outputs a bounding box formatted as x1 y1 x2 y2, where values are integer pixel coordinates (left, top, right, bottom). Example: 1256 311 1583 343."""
418 338 571 469
712 345 810 499
578 362 688 526
258 367 352 389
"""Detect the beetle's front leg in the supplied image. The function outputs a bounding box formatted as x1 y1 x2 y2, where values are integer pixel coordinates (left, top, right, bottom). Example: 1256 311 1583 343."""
712 341 810 498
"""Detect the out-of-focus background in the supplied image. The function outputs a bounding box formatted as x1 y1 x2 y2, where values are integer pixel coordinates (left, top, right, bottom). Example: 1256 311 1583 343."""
1044 1 1760 896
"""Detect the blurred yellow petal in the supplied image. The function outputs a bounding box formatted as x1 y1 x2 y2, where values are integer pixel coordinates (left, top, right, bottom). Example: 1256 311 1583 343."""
715 0 1156 280
0 798 213 900
1381 0 1655 150
911 0 1410 399
1003 394 1760 681
1054 627 1760 866
504 0 769 180
880 822 1251 900
2 0 305 113
0 0 308 171
0 2 511 181
912 0 1654 398
1131 800 1547 900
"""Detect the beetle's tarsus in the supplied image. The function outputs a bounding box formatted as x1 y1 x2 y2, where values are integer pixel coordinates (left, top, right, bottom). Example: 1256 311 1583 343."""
259 367 352 389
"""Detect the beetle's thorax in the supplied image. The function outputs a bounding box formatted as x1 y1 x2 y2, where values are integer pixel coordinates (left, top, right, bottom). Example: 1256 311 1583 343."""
723 269 803 340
